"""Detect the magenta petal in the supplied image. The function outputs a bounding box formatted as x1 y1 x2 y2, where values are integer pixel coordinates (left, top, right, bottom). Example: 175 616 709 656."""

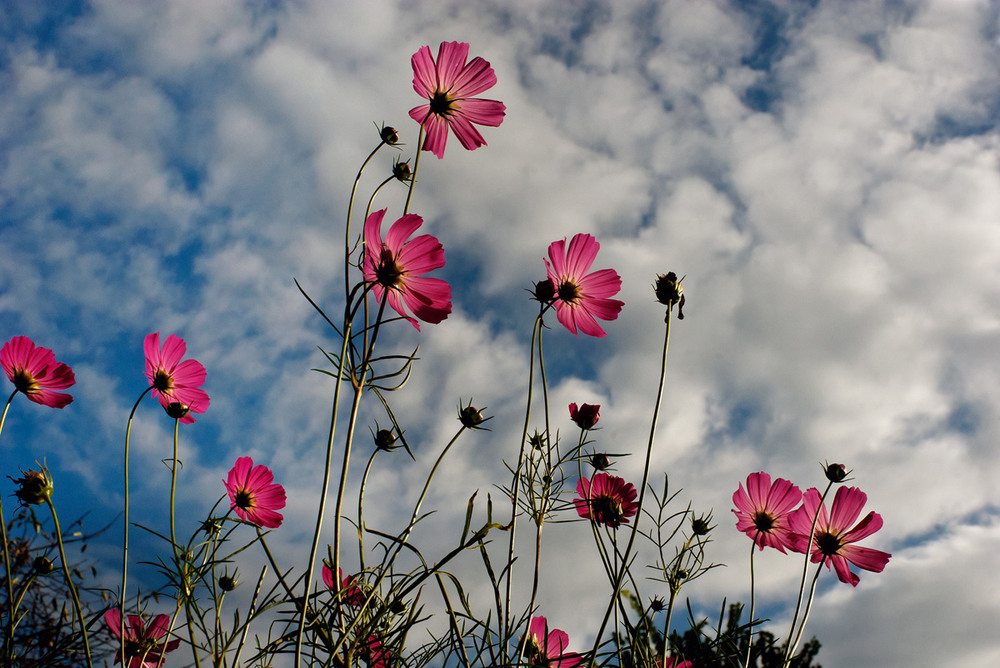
410 46 437 97
450 56 498 98
385 214 424 255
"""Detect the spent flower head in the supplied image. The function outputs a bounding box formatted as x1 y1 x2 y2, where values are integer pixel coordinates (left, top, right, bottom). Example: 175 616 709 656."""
654 272 685 319
409 41 506 159
1 336 75 409
10 466 54 507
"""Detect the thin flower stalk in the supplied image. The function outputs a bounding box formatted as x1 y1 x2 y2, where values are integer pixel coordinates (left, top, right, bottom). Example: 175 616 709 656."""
744 533 759 668
43 495 93 667
168 418 203 668
121 387 152 662
591 299 675 659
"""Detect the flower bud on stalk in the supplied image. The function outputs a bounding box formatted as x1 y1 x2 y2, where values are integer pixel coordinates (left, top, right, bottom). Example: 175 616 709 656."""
10 467 54 506
654 272 686 319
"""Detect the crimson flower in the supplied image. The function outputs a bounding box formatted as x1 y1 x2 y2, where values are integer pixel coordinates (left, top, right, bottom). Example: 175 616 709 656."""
569 402 600 430
322 563 364 606
544 234 624 337
575 472 638 529
363 209 452 330
143 332 210 424
1 336 75 408
224 457 286 529
104 608 180 668
523 616 581 668
788 486 892 587
409 41 506 159
732 472 802 553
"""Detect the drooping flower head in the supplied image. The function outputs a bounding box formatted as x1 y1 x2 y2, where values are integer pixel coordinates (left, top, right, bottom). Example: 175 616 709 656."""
788 486 892 587
1 336 75 408
575 472 638 529
568 402 600 430
363 209 452 330
523 616 582 668
409 41 506 159
544 234 624 337
322 563 364 606
224 457 286 529
143 332 210 424
104 608 181 668
732 472 803 553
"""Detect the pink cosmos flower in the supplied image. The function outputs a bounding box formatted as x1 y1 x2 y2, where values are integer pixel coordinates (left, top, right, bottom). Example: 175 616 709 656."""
544 234 625 337
363 209 452 330
1 336 75 408
523 616 581 668
788 486 892 587
361 634 392 668
408 41 506 159
568 402 600 430
104 608 181 668
322 563 364 606
732 472 803 553
224 457 287 529
575 472 638 529
658 659 694 668
143 332 210 424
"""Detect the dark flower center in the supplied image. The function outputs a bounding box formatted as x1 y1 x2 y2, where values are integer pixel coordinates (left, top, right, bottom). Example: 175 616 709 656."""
152 369 173 392
375 250 404 289
12 368 38 394
591 495 624 527
429 90 454 116
753 512 776 533
815 531 843 556
557 280 581 304
235 489 255 510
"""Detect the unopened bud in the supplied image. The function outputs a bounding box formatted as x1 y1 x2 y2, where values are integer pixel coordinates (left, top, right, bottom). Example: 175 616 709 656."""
33 556 55 575
532 279 555 303
11 467 53 506
375 429 398 451
459 401 490 429
691 513 713 536
380 125 399 145
654 272 686 319
590 453 611 471
165 402 190 420
219 571 239 591
392 159 411 182
824 462 850 483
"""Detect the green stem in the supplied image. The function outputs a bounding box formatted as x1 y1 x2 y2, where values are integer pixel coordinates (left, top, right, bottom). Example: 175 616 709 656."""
168 418 203 668
44 496 93 667
0 393 16 665
744 534 759 668
121 386 153 663
403 125 426 215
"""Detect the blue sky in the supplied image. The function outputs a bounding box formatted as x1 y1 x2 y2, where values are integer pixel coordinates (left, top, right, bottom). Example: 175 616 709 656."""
3 1 1000 666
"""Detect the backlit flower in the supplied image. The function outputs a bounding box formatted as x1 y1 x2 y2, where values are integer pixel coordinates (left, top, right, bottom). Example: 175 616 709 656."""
363 209 452 330
104 608 181 668
409 41 506 159
658 658 693 668
143 332 210 424
544 234 624 337
224 457 286 529
568 402 600 430
523 616 581 668
322 563 364 606
575 472 638 529
1 336 75 408
788 486 892 587
732 472 802 553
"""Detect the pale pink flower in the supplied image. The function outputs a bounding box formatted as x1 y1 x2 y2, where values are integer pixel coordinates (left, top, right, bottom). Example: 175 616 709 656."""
1 336 75 408
409 41 506 159
143 332 210 424
575 472 638 529
363 209 452 330
568 402 600 430
544 234 624 337
788 486 892 587
104 608 180 668
322 563 364 606
523 616 581 668
224 457 286 529
732 472 802 553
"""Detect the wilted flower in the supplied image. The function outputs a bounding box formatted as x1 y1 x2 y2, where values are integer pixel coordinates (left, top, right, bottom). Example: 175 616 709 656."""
144 332 210 424
104 608 181 668
1 336 75 409
544 234 624 337
523 616 581 668
691 512 713 536
409 41 506 159
224 457 287 529
575 472 638 528
732 472 802 553
363 209 452 330
789 486 892 587
10 467 54 507
568 402 600 430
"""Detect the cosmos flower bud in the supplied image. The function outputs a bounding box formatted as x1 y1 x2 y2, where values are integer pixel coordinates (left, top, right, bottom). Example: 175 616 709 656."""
590 453 611 471
380 125 400 145
691 513 713 536
650 597 665 612
11 467 54 506
458 401 490 429
165 402 190 420
654 272 686 319
33 556 55 575
532 279 555 303
375 429 398 451
824 462 850 483
392 159 412 182
529 431 546 450
219 571 239 591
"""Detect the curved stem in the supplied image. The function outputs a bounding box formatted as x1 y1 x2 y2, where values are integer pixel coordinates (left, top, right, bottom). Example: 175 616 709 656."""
45 496 93 667
0 393 16 664
121 386 153 662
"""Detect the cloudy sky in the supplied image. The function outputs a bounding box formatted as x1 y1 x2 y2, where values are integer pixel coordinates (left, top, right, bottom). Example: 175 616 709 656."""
2 1 1000 666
